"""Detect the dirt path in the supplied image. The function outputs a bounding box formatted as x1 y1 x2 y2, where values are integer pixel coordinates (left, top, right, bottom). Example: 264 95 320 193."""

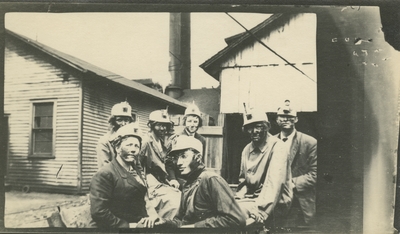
5 191 87 228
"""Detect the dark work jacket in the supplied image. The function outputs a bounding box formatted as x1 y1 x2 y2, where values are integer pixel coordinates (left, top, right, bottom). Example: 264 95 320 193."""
140 132 169 184
165 165 246 228
90 159 148 228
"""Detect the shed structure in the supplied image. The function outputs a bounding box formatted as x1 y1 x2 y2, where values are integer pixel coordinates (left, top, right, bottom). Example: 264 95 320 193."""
4 29 187 194
200 7 400 234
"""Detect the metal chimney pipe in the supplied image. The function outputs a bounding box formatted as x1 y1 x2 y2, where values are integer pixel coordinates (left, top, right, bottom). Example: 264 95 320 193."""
166 12 191 99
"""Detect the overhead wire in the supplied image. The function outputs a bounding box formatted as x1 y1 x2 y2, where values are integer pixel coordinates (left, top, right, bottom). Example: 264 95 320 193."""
225 12 316 83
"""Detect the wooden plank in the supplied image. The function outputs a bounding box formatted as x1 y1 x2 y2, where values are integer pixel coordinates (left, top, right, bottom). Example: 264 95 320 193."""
198 126 223 135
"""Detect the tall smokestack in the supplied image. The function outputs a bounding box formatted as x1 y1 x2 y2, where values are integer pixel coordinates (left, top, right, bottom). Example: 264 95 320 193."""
166 13 191 99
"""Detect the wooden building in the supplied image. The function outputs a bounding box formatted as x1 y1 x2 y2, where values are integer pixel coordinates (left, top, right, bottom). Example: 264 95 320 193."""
4 29 187 194
199 7 399 233
200 13 318 183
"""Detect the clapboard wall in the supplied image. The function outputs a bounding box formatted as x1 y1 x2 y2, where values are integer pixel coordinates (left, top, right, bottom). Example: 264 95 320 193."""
4 33 82 194
80 77 184 193
5 31 186 194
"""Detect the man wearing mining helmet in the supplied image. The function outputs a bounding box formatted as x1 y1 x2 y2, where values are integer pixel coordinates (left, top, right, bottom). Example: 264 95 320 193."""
90 122 160 228
165 101 206 189
157 136 245 228
96 101 134 168
275 100 317 227
235 105 292 228
140 108 181 220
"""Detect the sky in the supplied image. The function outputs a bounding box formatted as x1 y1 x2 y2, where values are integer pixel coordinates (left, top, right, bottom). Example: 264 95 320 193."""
5 12 271 89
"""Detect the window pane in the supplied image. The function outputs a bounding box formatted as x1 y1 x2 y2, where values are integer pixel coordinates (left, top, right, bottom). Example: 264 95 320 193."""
33 130 52 154
35 103 53 117
34 116 52 128
34 130 52 141
34 141 52 154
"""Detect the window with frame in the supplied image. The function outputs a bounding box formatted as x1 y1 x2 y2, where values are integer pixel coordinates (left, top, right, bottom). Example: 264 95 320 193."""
31 102 54 158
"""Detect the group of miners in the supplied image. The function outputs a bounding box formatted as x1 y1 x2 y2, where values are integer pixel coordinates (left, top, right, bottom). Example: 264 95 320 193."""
89 99 317 230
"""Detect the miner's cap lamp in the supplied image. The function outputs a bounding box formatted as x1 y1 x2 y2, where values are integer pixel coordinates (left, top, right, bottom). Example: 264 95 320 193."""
184 101 202 119
149 109 171 123
170 135 203 156
277 100 297 117
242 110 269 127
111 101 132 117
110 122 142 146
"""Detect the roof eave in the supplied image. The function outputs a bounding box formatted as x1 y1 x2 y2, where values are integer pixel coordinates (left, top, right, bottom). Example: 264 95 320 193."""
6 29 187 109
200 13 287 80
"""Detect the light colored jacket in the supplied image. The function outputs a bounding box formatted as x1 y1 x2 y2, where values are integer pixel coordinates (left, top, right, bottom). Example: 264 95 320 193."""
237 133 293 219
96 131 116 169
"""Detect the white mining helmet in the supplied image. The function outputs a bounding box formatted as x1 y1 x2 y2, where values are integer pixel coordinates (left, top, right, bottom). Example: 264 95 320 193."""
184 101 201 119
277 100 297 117
111 101 132 117
110 122 142 146
149 108 171 123
170 135 203 155
242 104 269 128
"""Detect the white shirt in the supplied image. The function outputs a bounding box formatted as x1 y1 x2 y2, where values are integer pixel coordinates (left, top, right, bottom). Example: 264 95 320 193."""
279 129 296 152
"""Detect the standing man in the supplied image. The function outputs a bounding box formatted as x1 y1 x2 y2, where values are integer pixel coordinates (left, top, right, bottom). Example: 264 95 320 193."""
275 100 317 227
159 136 246 228
165 101 206 188
140 108 181 219
235 107 292 226
90 122 159 228
96 101 134 168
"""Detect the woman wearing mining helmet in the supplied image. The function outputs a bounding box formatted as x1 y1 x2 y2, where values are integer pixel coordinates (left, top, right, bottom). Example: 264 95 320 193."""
96 101 134 168
90 122 160 228
139 108 181 220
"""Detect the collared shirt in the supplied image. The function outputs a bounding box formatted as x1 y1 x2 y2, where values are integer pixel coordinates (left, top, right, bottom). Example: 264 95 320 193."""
246 139 268 172
279 129 296 153
184 128 195 137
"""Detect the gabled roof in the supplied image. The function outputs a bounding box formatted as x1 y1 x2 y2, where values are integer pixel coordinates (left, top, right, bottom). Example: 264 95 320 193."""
199 13 299 80
6 29 187 109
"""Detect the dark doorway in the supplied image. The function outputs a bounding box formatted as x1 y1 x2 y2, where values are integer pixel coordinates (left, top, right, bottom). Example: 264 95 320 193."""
224 113 248 184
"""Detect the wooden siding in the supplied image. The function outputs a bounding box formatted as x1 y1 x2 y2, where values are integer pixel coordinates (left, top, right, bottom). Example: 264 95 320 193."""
81 80 184 193
219 13 317 113
4 36 81 194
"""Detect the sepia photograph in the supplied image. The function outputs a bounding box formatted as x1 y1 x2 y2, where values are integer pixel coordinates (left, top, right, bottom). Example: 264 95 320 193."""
0 2 399 233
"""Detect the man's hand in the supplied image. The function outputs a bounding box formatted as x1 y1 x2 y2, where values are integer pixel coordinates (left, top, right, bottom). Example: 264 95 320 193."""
169 179 180 189
249 210 268 224
137 216 159 228
154 218 166 226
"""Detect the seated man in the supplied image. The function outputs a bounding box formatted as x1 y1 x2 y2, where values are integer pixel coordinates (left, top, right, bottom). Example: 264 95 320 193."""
235 108 292 226
159 136 246 228
165 101 206 189
140 108 181 219
90 123 159 228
